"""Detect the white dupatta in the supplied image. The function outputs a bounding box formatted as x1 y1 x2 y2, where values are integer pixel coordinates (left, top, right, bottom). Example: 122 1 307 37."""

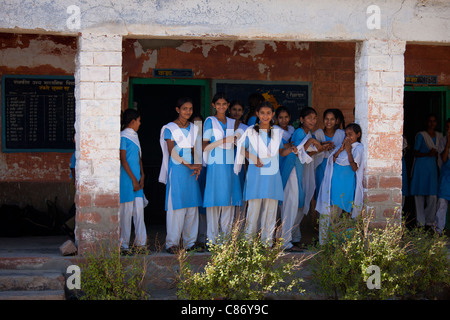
418 131 444 168
234 125 282 175
315 142 365 218
273 125 295 143
121 128 141 157
158 122 200 185
312 128 345 170
121 128 149 207
294 129 317 215
203 116 236 165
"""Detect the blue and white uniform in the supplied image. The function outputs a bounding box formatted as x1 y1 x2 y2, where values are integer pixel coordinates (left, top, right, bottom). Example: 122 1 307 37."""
203 116 242 244
277 126 312 249
234 125 283 246
159 122 202 250
313 128 345 198
316 142 365 244
410 131 443 226
120 128 147 249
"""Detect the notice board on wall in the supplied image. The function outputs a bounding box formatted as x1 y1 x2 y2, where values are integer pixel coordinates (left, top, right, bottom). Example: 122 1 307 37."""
212 80 311 125
1 75 75 152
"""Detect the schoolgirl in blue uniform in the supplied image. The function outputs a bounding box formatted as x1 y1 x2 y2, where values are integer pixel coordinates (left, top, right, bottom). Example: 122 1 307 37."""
313 109 345 199
119 109 147 252
202 93 242 245
435 119 450 235
234 101 294 247
159 97 203 254
279 107 324 250
316 123 365 244
410 114 443 227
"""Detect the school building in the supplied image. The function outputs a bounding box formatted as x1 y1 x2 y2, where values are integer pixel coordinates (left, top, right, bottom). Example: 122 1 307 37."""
0 0 449 253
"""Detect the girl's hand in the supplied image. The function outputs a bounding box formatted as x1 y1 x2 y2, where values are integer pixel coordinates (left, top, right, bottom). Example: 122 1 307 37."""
429 149 438 157
255 157 264 167
132 178 140 192
322 141 335 151
291 145 298 154
191 167 202 180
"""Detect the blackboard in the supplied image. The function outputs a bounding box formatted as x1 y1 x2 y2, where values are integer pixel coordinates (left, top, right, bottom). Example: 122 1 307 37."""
1 75 75 152
213 80 311 126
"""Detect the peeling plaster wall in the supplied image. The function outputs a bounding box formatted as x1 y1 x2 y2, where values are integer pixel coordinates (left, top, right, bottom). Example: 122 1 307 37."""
122 39 356 128
0 33 77 211
405 44 450 85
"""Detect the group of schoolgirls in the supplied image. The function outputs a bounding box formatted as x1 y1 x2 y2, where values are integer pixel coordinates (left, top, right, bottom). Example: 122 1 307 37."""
405 115 450 236
156 92 366 253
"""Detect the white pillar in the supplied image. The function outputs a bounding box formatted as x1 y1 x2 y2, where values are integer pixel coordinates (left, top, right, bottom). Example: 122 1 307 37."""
355 38 406 224
74 32 123 253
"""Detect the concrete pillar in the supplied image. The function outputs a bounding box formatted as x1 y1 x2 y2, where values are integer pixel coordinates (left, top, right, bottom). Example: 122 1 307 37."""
355 38 406 225
74 32 123 254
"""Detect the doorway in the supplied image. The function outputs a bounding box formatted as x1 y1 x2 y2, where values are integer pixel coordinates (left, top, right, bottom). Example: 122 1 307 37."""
403 86 450 229
128 78 210 226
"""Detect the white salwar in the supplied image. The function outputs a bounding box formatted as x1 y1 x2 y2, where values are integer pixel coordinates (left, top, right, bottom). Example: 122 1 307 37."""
246 198 278 247
119 197 147 249
278 130 315 248
159 122 201 250
206 206 235 245
165 173 199 249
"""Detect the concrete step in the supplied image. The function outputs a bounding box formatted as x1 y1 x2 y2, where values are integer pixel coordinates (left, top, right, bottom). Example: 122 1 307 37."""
0 290 65 300
0 269 65 292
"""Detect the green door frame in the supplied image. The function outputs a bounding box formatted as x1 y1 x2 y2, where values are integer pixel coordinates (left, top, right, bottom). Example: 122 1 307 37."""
128 78 211 119
404 85 450 128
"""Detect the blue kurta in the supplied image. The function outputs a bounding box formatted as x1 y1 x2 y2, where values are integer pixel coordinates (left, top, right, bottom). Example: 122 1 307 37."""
330 163 356 213
315 134 334 198
247 116 257 126
203 117 242 207
410 134 438 196
243 130 284 201
164 124 202 211
279 128 307 208
120 136 144 203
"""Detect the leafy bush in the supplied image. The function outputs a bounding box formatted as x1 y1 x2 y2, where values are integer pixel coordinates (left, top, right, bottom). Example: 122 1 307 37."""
77 241 149 300
176 222 309 300
310 210 450 300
